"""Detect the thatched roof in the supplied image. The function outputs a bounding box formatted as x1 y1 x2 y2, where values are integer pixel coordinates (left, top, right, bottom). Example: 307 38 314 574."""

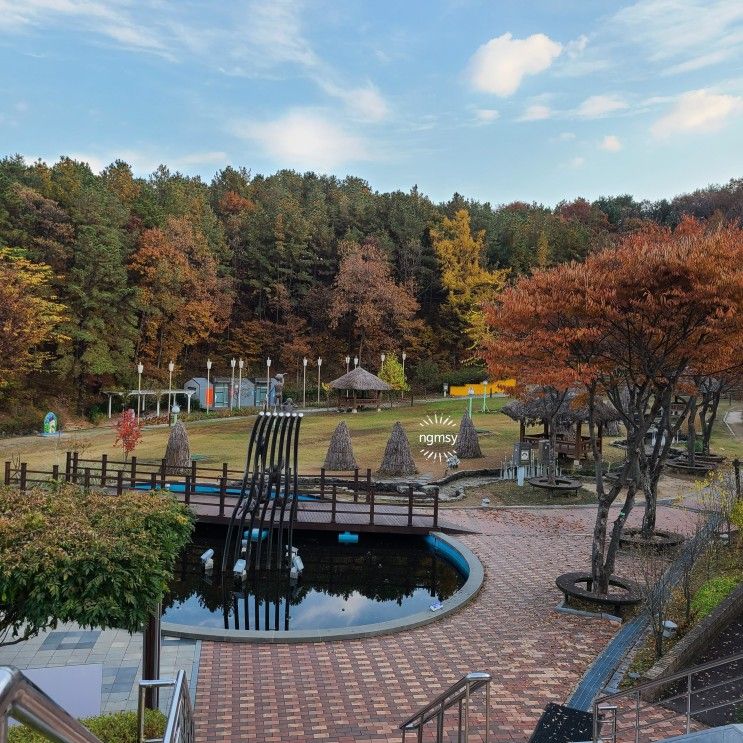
328 366 392 391
501 389 621 426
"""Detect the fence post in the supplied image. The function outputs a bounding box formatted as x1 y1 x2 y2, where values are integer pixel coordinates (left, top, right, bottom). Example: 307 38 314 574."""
4 461 10 486
72 452 79 483
65 451 72 482
52 464 59 482
369 487 375 525
100 454 108 487
185 475 191 506
160 459 166 489
19 463 27 492
116 470 124 495
219 477 226 518
408 484 414 527
320 468 325 499
366 468 372 504
331 484 337 524
222 462 228 481
353 468 359 504
433 486 439 528
191 460 197 491
84 467 91 490
130 456 137 488
150 472 157 491
734 458 741 500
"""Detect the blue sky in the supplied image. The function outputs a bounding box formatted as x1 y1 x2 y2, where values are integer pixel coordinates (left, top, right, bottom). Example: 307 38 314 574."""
1 0 741 205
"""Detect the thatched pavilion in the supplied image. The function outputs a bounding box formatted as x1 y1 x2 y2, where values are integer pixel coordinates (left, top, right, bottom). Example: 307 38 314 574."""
328 367 392 411
501 390 621 460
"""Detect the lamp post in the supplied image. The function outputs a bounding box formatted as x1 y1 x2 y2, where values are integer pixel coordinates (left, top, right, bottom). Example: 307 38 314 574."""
266 357 272 409
238 359 244 408
317 357 322 405
167 361 174 425
380 352 386 372
230 358 236 410
482 380 489 413
467 387 475 418
354 356 359 368
137 361 144 422
401 350 407 385
345 355 350 399
302 357 307 408
206 359 212 413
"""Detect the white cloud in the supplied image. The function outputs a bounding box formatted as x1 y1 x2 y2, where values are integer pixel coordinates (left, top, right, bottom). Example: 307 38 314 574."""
570 156 586 168
231 109 370 170
319 82 389 122
651 89 743 138
576 94 628 118
64 149 227 175
612 0 743 74
518 104 552 121
565 35 588 58
557 132 576 141
474 108 500 123
600 135 622 152
467 33 562 96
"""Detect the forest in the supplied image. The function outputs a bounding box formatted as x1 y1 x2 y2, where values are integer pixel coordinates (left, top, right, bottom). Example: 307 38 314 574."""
0 153 741 431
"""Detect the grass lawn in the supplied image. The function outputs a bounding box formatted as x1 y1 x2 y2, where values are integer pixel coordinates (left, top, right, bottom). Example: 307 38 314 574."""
454 479 598 508
0 396 520 478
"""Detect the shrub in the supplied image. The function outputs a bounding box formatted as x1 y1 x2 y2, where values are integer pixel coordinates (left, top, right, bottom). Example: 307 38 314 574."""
9 709 166 743
691 575 741 618
441 367 488 386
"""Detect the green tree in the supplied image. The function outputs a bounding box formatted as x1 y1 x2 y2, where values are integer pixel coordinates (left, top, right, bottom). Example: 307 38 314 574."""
379 352 409 391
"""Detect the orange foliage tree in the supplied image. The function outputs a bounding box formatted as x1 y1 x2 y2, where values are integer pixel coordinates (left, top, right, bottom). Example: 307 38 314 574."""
484 219 743 594
129 216 233 375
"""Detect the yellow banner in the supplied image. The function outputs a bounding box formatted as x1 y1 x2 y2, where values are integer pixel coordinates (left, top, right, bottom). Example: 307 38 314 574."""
448 379 515 397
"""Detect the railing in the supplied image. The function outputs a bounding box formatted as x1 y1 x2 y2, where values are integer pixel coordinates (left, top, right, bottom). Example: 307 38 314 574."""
3 455 439 530
399 672 491 742
137 671 194 743
593 651 743 743
0 666 103 743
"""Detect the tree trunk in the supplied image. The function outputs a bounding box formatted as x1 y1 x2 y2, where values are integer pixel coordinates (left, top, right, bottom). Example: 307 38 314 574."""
687 395 698 467
548 419 557 485
700 388 721 456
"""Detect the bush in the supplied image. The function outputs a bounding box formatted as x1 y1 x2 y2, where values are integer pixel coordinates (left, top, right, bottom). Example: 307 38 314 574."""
9 709 166 743
691 575 741 618
441 367 488 386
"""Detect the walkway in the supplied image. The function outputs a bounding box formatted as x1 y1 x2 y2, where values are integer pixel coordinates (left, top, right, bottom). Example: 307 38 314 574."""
193 502 699 742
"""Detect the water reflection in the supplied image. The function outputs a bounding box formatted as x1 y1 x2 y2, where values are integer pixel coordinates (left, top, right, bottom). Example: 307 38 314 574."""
163 527 464 631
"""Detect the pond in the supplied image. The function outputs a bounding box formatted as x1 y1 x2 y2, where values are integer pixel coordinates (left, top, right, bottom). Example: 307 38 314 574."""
162 526 466 632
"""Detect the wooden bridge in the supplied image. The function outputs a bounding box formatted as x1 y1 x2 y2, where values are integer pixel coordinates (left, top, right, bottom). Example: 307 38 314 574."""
3 452 464 535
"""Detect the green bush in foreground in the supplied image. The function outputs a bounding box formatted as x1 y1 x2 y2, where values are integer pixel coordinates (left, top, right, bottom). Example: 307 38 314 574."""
9 709 166 743
691 575 741 619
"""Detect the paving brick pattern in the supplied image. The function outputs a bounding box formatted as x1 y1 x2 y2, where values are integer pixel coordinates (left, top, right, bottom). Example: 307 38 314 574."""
194 503 697 743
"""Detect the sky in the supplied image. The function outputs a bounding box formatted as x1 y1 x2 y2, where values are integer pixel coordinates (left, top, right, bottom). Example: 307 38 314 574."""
0 0 741 205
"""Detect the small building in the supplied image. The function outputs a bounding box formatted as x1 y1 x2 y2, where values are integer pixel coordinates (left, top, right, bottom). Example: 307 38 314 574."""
327 367 392 411
184 377 256 409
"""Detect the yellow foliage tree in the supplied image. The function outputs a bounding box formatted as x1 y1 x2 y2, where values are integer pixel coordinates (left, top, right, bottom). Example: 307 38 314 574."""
0 249 66 389
430 209 508 354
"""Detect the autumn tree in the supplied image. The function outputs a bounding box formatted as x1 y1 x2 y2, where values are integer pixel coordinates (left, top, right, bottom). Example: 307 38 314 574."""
431 209 507 358
115 409 142 461
329 239 419 363
485 219 743 594
0 248 65 389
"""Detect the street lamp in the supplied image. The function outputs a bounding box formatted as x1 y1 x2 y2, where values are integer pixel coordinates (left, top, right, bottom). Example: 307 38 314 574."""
482 380 489 413
206 359 212 413
230 358 237 411
380 352 386 372
401 351 407 385
167 360 174 424
467 387 475 418
137 361 144 422
302 357 308 408
238 358 244 408
345 355 350 398
317 357 322 405
266 357 272 409
354 356 359 368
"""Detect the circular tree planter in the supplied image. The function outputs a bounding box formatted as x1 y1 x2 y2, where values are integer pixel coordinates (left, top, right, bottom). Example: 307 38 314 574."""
619 527 684 551
556 571 641 618
666 458 718 476
528 476 582 496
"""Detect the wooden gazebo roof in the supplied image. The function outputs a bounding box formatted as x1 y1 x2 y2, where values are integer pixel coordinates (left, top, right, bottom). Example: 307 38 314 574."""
501 389 621 426
328 367 392 392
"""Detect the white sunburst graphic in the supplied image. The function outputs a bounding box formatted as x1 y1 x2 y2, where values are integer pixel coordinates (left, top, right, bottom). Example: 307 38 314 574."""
418 412 458 462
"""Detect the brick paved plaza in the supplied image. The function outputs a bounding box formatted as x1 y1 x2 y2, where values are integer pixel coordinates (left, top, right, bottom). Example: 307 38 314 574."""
193 502 699 742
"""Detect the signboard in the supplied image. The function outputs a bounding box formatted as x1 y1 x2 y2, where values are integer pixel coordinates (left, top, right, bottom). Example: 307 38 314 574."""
42 412 58 436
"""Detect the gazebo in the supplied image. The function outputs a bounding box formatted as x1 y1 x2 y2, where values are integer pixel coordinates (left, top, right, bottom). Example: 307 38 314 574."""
327 367 392 412
501 390 621 460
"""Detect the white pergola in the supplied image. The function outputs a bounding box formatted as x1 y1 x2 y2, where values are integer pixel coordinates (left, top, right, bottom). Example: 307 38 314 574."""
102 389 195 418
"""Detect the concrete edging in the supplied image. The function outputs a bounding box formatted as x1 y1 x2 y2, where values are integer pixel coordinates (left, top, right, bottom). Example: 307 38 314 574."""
161 531 484 644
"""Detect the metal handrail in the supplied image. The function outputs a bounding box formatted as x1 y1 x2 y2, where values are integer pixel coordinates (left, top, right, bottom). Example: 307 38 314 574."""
0 666 103 743
399 672 491 742
137 671 194 743
593 650 743 743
